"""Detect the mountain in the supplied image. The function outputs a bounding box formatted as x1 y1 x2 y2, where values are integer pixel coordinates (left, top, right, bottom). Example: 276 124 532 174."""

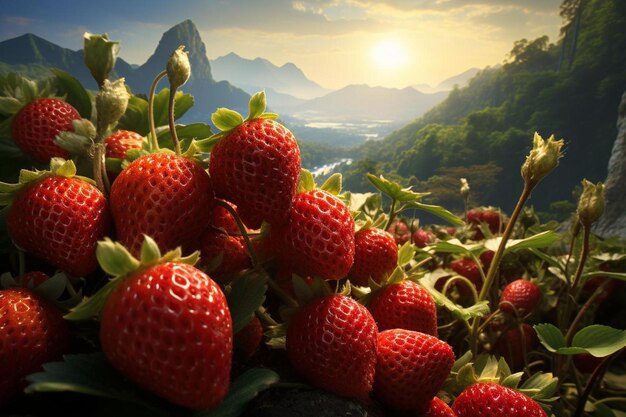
342 0 626 215
290 84 447 123
413 68 480 94
0 20 249 117
210 52 329 99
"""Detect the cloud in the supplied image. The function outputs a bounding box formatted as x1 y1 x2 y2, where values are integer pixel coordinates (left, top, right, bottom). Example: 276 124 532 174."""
1 15 35 26
345 0 560 13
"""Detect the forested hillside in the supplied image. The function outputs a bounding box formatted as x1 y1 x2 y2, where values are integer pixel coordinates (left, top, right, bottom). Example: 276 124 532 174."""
342 0 626 216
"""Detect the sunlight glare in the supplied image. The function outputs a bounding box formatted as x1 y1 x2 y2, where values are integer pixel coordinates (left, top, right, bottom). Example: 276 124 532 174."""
372 40 408 69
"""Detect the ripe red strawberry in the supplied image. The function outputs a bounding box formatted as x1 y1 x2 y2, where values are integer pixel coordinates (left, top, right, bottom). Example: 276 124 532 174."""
286 294 377 400
499 280 542 315
452 383 547 417
479 250 495 270
234 316 263 361
424 397 457 417
211 202 240 235
110 153 215 256
18 271 49 288
481 210 502 234
197 229 251 284
104 129 143 159
100 262 232 410
7 174 110 277
449 258 483 291
368 280 438 336
276 190 355 280
348 227 397 285
467 208 503 240
374 329 455 413
11 98 79 163
495 323 538 370
209 117 300 229
413 228 436 248
386 220 410 245
0 288 70 403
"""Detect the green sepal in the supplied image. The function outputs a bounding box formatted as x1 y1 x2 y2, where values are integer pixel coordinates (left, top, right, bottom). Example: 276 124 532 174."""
247 91 267 121
96 238 141 277
397 241 417 266
297 169 316 193
260 112 278 120
33 272 68 301
139 234 161 265
212 108 244 132
292 275 333 307
64 276 122 321
320 173 342 195
227 270 268 334
0 272 18 289
367 174 430 202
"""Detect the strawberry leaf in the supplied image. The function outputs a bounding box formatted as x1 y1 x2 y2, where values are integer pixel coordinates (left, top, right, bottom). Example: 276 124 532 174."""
212 108 244 132
534 323 566 353
25 353 169 416
52 69 92 119
367 174 430 202
320 173 342 195
565 325 626 358
194 368 279 417
404 201 465 226
484 231 561 253
227 270 268 334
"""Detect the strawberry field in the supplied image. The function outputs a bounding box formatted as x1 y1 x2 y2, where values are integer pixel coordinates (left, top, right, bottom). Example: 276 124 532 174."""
0 34 625 417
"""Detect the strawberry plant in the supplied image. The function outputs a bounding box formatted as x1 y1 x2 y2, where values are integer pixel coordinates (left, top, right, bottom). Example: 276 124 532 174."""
0 30 624 417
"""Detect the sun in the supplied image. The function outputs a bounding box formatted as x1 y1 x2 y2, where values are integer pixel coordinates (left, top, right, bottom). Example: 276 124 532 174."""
372 40 408 69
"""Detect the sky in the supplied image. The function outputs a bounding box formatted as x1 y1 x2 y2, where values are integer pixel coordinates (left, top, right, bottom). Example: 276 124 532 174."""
0 0 563 89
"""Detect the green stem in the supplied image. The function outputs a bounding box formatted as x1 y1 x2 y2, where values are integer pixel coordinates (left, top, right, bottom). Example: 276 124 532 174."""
215 199 258 267
148 70 167 151
383 198 397 231
469 182 532 354
92 142 107 195
442 275 479 305
570 225 590 297
593 397 626 406
168 84 181 155
564 278 610 346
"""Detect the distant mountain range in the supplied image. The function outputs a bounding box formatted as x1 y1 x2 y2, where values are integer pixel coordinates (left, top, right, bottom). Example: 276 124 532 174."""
413 68 481 94
211 52 329 99
0 20 250 118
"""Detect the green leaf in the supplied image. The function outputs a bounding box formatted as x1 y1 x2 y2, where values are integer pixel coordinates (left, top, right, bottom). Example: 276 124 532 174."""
64 277 121 320
518 372 559 400
397 241 417 266
420 272 490 321
404 201 465 226
117 89 193 136
484 231 560 253
568 325 626 358
0 97 24 114
528 248 564 269
534 323 566 353
117 95 150 135
227 271 267 334
195 368 279 417
583 271 626 282
429 239 483 255
367 174 430 202
343 192 380 212
51 69 92 119
25 353 167 415
247 91 266 121
297 169 316 193
212 108 244 132
320 173 342 195
156 122 213 151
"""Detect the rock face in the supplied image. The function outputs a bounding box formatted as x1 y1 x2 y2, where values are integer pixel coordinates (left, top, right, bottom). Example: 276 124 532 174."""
595 90 626 238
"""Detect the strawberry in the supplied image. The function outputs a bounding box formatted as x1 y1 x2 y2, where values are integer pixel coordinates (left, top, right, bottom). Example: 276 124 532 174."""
209 94 300 229
449 258 483 292
368 280 438 336
211 202 240 235
110 152 215 256
386 219 410 245
11 98 79 163
276 189 355 280
495 323 538 370
479 250 495 270
423 397 457 417
452 383 547 417
197 229 251 284
374 329 455 413
0 288 69 403
348 227 397 285
286 294 377 400
100 261 232 410
413 228 436 248
18 271 49 288
4 160 110 277
234 316 263 361
467 208 503 240
499 280 541 315
104 129 143 159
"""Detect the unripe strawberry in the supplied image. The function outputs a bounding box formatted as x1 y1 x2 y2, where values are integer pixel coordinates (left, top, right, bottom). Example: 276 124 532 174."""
386 220 410 245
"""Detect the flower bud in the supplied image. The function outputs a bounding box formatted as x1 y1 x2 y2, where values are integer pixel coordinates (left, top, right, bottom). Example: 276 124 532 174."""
96 78 129 130
84 33 120 88
460 178 470 199
577 179 605 227
521 132 565 188
166 46 191 90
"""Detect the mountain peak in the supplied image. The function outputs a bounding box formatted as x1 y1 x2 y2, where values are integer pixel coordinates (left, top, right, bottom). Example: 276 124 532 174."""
138 19 213 84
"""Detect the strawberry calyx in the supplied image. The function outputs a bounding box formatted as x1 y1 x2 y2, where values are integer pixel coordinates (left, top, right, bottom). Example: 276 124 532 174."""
65 235 199 320
208 91 279 144
54 118 97 158
0 158 96 206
